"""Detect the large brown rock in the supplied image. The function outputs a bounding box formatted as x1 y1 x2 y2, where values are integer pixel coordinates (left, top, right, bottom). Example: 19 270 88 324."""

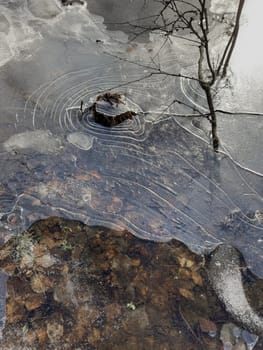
90 92 137 127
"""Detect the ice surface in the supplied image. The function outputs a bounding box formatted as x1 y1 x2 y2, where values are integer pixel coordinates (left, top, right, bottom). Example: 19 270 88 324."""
0 0 262 279
0 38 12 67
0 14 9 34
210 0 239 14
0 2 42 67
4 130 63 154
67 132 94 150
27 0 62 19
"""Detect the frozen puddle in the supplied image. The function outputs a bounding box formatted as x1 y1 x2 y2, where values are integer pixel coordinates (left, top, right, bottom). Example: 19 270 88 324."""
0 0 262 281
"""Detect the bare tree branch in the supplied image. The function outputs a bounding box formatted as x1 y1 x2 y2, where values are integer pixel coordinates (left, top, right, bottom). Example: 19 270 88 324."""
221 0 245 76
102 0 245 152
104 51 202 82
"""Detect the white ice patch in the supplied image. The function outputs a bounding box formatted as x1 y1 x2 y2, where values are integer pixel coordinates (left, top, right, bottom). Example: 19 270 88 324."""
0 3 42 66
0 36 12 67
0 14 10 65
67 132 94 150
0 14 9 34
51 3 128 45
210 0 239 14
4 130 63 154
224 0 263 112
27 0 62 19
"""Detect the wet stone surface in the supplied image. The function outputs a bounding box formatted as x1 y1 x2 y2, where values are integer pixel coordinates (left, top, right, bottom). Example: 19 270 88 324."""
0 217 262 349
88 93 137 127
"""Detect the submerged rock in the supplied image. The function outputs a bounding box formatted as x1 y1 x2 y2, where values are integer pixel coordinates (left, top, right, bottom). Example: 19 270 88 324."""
89 92 137 127
220 323 258 350
208 244 263 336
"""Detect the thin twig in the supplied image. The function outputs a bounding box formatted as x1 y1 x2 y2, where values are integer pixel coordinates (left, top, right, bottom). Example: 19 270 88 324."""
178 305 204 346
104 52 201 82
